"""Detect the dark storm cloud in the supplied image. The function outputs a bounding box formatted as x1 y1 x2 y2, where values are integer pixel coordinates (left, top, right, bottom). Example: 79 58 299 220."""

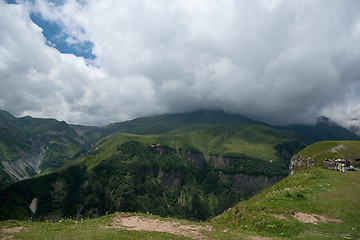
1 0 360 125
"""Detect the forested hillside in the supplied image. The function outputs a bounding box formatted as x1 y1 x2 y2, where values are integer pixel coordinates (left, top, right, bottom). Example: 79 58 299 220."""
1 109 359 223
0 123 303 221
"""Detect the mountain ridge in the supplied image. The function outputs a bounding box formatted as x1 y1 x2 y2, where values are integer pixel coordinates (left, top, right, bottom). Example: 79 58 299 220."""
0 111 87 187
1 109 359 187
0 120 303 221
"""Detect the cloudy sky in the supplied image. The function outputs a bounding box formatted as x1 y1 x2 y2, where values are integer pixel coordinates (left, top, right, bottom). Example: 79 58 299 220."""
1 0 360 126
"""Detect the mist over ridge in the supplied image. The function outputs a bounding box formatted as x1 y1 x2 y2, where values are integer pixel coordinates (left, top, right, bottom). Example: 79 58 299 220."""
1 0 360 127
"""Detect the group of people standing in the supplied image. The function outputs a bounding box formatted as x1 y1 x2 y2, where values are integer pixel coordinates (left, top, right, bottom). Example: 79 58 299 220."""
322 158 350 172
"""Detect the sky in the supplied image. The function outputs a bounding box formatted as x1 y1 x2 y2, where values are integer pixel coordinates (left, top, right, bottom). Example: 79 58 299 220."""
1 0 360 126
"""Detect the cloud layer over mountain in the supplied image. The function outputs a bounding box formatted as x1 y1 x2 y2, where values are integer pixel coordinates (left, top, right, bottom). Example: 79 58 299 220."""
1 0 360 126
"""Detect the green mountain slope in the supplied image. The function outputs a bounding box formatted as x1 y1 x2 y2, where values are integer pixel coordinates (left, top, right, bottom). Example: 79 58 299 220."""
86 110 360 151
2 108 358 189
96 124 289 158
70 124 100 139
0 124 303 221
0 115 31 159
0 111 87 187
0 110 17 122
0 115 32 186
212 140 360 239
293 141 360 164
13 116 87 172
89 109 268 144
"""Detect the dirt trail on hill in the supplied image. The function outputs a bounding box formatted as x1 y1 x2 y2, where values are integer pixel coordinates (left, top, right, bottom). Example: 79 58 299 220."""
108 215 212 239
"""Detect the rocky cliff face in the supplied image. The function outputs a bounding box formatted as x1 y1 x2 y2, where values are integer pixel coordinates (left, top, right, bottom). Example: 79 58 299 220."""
209 154 287 194
2 156 38 181
1 144 43 182
179 150 205 169
151 145 177 155
154 150 284 194
209 155 232 168
221 173 285 194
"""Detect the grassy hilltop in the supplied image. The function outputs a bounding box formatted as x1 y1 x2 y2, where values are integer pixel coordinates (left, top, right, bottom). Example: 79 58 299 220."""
212 141 360 239
293 140 360 165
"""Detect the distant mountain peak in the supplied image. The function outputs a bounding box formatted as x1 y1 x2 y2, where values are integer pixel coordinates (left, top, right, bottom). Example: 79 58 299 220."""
0 110 17 122
317 116 329 123
163 109 268 126
316 116 340 127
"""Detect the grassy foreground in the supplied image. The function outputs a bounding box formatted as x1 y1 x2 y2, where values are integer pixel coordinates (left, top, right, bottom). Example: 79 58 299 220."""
1 166 359 239
0 215 188 240
0 212 246 239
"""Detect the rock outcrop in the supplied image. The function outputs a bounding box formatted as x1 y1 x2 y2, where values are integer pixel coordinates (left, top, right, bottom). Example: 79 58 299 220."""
209 155 232 168
180 150 205 169
221 173 285 194
289 156 315 175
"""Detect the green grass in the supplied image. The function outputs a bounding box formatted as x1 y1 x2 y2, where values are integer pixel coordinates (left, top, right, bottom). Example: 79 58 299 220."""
0 143 20 161
39 140 86 172
166 124 214 134
295 141 360 165
81 124 291 170
212 167 360 239
0 215 189 240
0 212 273 240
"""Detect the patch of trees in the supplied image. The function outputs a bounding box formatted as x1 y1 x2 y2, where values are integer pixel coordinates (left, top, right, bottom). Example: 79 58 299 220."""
84 141 249 221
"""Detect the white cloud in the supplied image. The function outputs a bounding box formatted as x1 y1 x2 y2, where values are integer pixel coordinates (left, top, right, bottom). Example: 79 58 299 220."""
1 0 360 126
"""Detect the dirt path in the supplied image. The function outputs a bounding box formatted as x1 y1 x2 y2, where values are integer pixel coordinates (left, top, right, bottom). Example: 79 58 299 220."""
107 215 212 239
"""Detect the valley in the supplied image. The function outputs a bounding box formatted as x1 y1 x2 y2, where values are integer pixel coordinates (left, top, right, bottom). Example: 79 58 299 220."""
0 123 299 221
0 109 359 239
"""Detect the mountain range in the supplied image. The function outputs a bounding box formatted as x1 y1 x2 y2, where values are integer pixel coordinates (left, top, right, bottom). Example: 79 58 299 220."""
0 109 359 221
0 110 87 187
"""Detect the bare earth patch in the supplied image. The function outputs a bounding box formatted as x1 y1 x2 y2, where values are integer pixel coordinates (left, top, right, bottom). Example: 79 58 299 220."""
248 236 273 240
328 144 347 153
288 211 343 224
107 215 212 239
1 226 25 240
